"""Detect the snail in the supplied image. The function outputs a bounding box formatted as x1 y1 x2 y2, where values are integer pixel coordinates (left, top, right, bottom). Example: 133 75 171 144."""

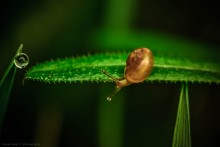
102 48 154 101
14 52 29 69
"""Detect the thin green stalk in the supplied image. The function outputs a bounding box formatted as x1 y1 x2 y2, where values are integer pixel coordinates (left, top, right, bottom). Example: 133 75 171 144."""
0 44 23 131
172 82 191 147
98 85 124 147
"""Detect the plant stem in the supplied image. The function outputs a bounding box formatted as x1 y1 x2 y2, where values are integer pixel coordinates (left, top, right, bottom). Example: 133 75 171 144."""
0 44 23 131
98 85 124 147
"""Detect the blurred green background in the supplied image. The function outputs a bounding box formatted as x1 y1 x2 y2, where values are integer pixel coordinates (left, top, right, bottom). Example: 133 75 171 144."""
0 0 220 146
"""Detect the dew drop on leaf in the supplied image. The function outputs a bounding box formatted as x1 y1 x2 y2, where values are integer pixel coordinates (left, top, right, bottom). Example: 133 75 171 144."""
107 97 112 101
14 53 29 69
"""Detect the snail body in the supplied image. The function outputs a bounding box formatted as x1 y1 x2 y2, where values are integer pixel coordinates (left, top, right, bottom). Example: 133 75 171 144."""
102 48 154 101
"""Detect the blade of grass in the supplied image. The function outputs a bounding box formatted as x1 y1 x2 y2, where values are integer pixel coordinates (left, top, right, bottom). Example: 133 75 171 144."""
0 44 23 131
25 53 220 84
172 82 191 147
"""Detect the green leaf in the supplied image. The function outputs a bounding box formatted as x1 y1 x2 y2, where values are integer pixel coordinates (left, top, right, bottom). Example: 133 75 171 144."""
172 82 191 147
25 52 220 84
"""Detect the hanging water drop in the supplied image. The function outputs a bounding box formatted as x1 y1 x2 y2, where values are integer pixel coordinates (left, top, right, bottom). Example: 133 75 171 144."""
14 53 29 69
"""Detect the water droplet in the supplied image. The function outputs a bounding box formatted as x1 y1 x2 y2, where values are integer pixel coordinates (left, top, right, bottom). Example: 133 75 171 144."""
107 97 112 101
14 53 29 69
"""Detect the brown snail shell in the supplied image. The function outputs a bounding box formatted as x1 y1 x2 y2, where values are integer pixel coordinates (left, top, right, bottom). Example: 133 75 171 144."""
125 48 153 83
102 48 154 101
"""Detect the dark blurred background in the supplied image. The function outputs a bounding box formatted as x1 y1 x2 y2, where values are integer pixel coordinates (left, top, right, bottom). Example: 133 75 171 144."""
0 0 220 146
